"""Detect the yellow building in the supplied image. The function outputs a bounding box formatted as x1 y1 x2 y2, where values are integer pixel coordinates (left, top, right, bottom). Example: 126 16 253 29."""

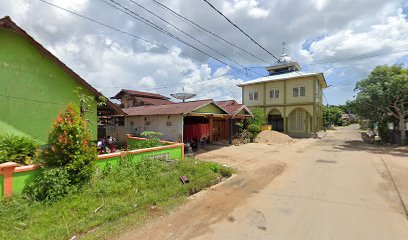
238 50 327 137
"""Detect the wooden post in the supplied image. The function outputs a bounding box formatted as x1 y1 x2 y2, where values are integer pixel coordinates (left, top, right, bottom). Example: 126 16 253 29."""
209 118 213 143
0 162 19 197
229 118 233 144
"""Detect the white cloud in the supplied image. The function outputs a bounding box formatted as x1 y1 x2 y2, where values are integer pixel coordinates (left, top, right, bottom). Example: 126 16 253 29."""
223 0 270 18
139 76 156 89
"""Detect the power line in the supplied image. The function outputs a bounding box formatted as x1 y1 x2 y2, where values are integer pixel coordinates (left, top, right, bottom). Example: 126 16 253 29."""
151 0 272 66
35 0 214 67
97 0 263 78
202 0 280 62
94 72 237 91
123 0 264 77
303 46 408 66
0 94 65 105
250 45 408 68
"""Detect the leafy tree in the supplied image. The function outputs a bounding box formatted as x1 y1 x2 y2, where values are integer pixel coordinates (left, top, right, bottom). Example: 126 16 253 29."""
354 64 408 145
247 107 267 126
74 87 107 122
323 105 343 126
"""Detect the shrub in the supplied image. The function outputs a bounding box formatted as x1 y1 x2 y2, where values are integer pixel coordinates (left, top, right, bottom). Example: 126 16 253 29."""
0 134 39 165
41 104 96 186
140 131 164 148
247 107 267 126
247 124 261 139
26 167 73 203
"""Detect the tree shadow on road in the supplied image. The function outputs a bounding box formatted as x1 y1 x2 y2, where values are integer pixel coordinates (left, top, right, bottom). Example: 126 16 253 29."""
331 139 408 158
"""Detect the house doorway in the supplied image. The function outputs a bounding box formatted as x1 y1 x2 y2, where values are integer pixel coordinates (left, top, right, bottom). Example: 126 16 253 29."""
268 109 284 132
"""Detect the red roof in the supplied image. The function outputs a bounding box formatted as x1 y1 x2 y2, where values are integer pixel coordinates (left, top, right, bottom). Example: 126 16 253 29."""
216 100 238 107
222 104 253 117
137 97 174 106
123 99 214 116
111 89 170 100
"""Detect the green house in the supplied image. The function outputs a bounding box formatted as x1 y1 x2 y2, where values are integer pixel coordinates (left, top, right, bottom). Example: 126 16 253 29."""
0 16 122 143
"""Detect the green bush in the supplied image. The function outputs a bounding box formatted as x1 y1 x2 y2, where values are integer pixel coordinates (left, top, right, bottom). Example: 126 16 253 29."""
247 123 261 139
41 104 96 188
26 167 73 203
140 131 164 148
0 134 39 165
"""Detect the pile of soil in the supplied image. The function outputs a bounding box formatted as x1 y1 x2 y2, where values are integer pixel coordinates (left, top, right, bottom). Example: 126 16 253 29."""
255 130 293 144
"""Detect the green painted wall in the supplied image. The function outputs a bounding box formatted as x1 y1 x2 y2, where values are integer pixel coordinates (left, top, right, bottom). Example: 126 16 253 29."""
95 147 182 171
193 103 225 114
1 145 183 199
0 29 97 143
0 175 3 197
12 169 41 194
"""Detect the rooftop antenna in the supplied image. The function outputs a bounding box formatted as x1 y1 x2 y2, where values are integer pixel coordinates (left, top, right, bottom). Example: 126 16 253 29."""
170 87 196 102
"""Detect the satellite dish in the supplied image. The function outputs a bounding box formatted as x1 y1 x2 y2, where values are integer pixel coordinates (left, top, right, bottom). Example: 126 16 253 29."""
171 88 196 102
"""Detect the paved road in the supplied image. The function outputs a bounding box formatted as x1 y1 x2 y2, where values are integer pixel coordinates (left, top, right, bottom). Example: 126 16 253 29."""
119 125 408 240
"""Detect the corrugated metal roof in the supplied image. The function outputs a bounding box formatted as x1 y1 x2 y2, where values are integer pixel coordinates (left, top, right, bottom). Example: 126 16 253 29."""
222 104 253 117
237 71 325 86
136 97 174 106
216 100 238 107
123 99 214 116
111 89 170 100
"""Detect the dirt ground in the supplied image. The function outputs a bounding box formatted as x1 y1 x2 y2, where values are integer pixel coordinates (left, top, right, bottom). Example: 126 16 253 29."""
117 125 408 240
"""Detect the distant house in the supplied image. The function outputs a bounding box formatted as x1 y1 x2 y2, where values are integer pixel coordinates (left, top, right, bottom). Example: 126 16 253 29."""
111 89 173 108
0 16 123 142
107 93 253 143
238 48 327 137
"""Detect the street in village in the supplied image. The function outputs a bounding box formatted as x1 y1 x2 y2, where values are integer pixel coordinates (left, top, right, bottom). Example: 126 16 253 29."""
118 124 408 240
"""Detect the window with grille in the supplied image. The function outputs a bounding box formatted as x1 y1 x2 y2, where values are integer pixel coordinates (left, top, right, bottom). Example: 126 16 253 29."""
249 91 253 100
300 87 306 96
270 89 280 98
254 91 258 100
293 87 299 97
289 109 305 131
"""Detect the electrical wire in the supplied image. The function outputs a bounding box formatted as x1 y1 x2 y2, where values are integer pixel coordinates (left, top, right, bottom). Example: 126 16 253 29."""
93 72 233 91
0 93 65 105
151 0 272 66
97 0 264 78
100 0 263 76
202 0 280 62
34 0 214 67
125 0 264 77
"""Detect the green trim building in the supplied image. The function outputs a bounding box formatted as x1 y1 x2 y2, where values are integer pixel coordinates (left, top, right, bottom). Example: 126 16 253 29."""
0 16 122 143
238 48 327 137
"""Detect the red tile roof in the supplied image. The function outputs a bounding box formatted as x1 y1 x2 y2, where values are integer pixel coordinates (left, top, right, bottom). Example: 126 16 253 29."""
137 97 174 106
111 89 170 100
222 104 253 117
123 99 215 116
216 100 238 107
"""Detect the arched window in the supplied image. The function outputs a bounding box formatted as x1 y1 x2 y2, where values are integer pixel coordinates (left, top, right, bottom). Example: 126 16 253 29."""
289 109 305 131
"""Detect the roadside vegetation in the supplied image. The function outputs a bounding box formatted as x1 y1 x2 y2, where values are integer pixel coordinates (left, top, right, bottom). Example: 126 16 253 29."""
0 104 232 239
0 134 40 165
350 64 408 145
0 157 232 239
246 107 267 140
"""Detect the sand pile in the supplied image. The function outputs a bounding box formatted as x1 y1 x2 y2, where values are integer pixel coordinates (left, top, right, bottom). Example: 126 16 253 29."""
255 130 293 144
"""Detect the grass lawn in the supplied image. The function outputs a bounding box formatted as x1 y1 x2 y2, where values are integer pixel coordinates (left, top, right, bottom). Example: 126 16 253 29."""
0 158 232 239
